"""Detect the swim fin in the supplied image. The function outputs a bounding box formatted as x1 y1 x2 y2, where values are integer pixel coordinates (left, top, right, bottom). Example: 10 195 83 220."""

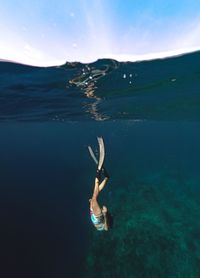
88 143 109 178
88 145 98 165
97 136 105 171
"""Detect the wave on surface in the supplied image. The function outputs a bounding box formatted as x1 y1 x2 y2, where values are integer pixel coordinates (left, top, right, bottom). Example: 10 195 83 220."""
1 51 200 122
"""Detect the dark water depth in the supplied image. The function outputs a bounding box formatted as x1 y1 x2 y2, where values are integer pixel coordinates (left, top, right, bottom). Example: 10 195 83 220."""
0 52 200 277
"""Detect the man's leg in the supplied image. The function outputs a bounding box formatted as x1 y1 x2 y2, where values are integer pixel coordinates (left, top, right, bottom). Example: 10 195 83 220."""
91 178 102 215
92 178 100 198
98 177 109 192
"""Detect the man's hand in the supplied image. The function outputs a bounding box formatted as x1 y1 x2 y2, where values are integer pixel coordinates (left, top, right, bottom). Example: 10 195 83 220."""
102 206 107 214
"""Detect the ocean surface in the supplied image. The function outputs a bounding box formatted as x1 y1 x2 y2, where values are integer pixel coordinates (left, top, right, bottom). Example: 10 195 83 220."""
0 52 200 277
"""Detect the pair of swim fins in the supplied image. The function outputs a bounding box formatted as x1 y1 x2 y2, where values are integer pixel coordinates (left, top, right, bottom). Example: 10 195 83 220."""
88 137 109 177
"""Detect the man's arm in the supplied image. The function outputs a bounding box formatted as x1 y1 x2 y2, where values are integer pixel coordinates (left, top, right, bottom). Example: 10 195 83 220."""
104 214 109 231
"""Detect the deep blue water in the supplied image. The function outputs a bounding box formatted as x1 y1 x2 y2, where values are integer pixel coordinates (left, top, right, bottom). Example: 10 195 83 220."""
0 52 200 277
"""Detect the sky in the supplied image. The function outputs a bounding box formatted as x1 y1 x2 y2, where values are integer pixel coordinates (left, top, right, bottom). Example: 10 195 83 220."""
1 0 200 66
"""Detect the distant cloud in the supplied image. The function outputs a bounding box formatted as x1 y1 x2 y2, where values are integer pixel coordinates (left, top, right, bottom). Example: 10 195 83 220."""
173 20 200 48
1 0 200 66
24 44 44 60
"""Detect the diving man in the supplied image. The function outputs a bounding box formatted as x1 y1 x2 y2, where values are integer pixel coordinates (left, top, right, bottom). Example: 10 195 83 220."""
88 137 111 231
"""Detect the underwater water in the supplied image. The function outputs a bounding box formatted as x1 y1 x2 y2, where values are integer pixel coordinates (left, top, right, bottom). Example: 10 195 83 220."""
0 52 200 277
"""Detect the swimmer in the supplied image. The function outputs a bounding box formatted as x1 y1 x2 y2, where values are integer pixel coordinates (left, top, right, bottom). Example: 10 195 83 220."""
88 137 112 231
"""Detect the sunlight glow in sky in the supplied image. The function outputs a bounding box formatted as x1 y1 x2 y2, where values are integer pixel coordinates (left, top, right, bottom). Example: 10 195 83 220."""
1 0 200 66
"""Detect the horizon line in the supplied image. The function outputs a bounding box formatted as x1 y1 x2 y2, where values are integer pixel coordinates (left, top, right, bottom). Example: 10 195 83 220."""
0 47 200 67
